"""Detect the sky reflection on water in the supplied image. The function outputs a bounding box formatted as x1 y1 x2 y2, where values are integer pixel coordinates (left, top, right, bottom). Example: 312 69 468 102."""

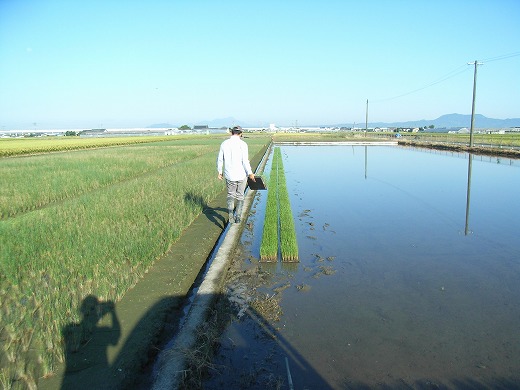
210 145 520 389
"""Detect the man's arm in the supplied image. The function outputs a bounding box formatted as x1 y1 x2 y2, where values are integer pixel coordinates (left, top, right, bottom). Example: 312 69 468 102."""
241 143 255 181
217 145 224 180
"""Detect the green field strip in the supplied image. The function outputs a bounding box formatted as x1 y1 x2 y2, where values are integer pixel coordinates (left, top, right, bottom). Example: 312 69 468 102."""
260 147 298 262
259 169 279 261
277 155 299 262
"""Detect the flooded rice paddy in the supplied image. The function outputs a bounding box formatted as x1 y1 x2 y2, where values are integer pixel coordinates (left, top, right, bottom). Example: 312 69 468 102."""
204 145 520 389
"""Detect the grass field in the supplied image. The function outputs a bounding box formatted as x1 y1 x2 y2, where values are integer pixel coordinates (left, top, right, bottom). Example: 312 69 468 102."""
0 134 270 389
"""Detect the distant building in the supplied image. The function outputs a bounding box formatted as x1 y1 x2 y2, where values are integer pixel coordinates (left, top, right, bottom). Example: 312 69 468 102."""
80 129 107 137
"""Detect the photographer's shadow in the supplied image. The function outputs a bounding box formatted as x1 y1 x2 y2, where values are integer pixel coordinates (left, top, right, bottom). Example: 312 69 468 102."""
60 295 120 390
184 192 227 229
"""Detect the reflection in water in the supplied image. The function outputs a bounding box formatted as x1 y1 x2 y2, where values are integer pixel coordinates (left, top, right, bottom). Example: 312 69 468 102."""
465 153 473 235
364 145 367 179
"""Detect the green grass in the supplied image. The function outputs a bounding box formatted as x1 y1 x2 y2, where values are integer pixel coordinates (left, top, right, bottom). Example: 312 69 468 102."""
0 140 216 219
259 170 279 261
259 147 298 262
0 135 270 389
277 154 298 261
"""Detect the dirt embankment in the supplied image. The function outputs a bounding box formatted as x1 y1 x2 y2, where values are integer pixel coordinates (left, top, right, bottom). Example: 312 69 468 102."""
398 139 520 159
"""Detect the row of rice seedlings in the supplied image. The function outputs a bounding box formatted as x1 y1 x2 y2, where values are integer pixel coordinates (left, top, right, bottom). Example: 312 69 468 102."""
0 141 219 219
259 169 279 261
259 147 298 262
0 136 271 388
277 154 299 262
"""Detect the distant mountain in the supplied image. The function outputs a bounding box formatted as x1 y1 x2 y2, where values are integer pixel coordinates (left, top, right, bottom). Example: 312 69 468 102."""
148 123 176 128
195 117 252 128
431 113 520 129
148 117 253 129
339 113 520 130
148 114 520 131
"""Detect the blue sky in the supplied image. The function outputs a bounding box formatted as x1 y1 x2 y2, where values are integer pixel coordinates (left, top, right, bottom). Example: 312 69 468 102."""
1 0 519 129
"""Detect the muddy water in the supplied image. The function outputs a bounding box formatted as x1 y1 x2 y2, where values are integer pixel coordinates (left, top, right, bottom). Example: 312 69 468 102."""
204 145 520 389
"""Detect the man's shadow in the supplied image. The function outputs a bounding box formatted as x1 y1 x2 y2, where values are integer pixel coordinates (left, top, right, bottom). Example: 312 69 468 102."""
60 295 120 389
184 192 227 229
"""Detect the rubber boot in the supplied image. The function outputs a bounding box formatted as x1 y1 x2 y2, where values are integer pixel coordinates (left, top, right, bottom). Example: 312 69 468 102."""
234 199 244 224
227 197 235 224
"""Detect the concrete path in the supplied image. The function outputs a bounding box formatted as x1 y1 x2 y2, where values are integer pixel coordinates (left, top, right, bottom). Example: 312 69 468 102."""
151 183 257 389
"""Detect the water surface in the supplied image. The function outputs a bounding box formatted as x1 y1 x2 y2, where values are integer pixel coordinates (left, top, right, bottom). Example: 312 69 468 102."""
206 145 520 389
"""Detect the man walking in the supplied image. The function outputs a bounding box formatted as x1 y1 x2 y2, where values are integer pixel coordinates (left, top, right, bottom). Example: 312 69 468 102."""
217 126 255 224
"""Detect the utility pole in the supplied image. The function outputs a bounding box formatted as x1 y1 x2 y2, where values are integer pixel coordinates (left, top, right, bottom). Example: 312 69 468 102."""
365 99 368 137
468 60 483 147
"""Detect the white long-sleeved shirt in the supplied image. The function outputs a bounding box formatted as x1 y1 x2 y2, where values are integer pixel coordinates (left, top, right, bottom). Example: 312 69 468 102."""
217 135 253 181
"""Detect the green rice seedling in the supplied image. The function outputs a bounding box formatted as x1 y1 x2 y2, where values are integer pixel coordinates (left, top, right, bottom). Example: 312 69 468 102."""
277 163 299 262
0 370 9 390
260 169 279 261
259 147 298 262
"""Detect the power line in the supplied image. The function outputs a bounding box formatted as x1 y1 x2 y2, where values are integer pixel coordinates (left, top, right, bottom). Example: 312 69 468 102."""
481 51 520 63
373 64 470 103
371 51 519 103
